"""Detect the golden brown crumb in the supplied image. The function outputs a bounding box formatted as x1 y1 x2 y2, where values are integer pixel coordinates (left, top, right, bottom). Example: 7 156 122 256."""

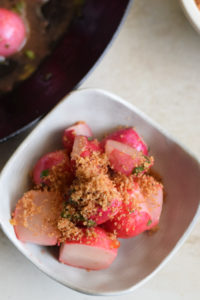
34 151 72 194
136 174 162 198
57 217 83 242
74 151 109 179
69 173 121 220
12 190 63 238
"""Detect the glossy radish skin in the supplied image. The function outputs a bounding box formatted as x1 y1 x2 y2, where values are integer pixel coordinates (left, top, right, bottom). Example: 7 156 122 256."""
59 227 119 270
90 197 122 225
13 190 63 245
103 208 150 239
32 150 71 185
62 121 92 153
103 182 163 238
0 8 26 57
101 128 148 155
105 140 152 176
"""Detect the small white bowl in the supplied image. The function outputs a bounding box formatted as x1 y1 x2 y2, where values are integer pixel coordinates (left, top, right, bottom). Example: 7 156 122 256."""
180 0 200 33
0 88 200 295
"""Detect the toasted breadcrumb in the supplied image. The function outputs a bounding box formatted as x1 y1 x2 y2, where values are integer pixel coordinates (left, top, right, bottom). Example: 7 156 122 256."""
74 151 109 179
136 174 162 198
35 151 72 194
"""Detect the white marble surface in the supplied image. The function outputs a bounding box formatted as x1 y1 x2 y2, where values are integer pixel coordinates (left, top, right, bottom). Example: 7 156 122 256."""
0 0 200 299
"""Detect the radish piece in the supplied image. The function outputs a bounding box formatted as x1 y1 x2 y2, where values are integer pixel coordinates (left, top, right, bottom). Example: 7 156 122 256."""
32 150 71 185
71 135 101 160
105 140 152 176
62 121 92 153
90 198 122 225
59 227 119 270
0 8 26 57
101 127 148 155
13 190 63 245
145 184 163 228
103 181 163 238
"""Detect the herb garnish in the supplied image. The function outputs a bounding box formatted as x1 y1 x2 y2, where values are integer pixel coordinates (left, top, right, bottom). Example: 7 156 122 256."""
132 166 144 175
25 50 35 60
147 219 152 226
12 1 25 14
40 169 49 178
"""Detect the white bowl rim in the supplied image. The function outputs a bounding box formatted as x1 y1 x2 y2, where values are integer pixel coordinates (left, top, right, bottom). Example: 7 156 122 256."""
0 88 200 296
180 0 200 33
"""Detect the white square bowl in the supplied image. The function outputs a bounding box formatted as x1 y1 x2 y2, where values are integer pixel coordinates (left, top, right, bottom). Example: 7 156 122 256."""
0 88 199 296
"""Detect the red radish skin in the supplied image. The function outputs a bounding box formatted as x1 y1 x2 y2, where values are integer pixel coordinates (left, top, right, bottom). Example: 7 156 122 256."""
90 197 122 225
13 190 63 245
101 128 148 155
71 135 101 160
103 183 163 238
59 227 119 270
70 135 102 176
32 150 71 185
62 121 92 153
105 140 152 176
0 8 26 57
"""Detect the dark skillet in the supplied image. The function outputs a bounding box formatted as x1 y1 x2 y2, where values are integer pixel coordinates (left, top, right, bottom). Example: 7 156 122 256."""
0 0 133 142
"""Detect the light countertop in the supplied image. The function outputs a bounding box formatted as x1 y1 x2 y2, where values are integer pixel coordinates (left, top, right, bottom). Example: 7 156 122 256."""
0 0 200 299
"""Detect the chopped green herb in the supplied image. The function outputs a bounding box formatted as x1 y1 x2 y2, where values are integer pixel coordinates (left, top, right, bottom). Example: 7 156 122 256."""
132 166 144 175
12 1 25 14
144 155 150 164
25 50 35 60
87 137 93 141
87 220 96 227
147 219 152 226
61 211 71 219
19 64 36 80
40 169 49 178
128 208 135 214
44 73 53 81
68 198 78 207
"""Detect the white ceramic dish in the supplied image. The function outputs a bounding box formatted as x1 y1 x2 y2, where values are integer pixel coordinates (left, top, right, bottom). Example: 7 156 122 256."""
0 88 200 296
180 0 200 33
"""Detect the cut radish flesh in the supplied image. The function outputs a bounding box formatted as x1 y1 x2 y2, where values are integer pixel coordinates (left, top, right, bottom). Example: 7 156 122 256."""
71 135 101 160
59 227 119 270
105 140 151 176
62 121 92 153
14 190 63 245
101 127 148 155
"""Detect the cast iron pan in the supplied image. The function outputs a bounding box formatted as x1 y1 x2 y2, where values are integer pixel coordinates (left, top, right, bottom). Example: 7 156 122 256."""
0 0 132 142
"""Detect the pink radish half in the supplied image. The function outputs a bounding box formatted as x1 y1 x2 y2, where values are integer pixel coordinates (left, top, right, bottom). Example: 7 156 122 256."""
105 140 152 176
59 227 119 270
101 127 148 155
32 150 71 185
71 135 101 160
90 197 122 225
13 190 63 245
62 121 92 153
103 182 163 238
0 8 26 57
